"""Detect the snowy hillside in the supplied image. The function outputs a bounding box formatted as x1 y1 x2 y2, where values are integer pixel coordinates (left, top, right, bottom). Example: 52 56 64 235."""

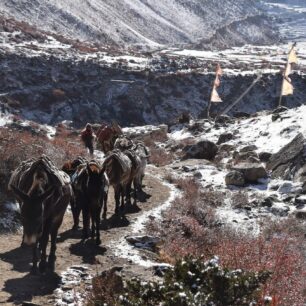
168 104 306 234
0 0 278 49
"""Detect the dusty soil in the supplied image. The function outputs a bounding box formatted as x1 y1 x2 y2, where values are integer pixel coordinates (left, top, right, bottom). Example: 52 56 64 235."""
0 166 170 305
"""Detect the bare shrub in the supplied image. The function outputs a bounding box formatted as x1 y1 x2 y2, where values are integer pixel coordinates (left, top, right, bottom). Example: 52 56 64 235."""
0 127 85 199
149 147 174 167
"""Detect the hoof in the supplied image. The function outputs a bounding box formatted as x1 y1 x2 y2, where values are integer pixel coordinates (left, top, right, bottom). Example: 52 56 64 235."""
30 266 38 275
48 260 55 272
72 224 79 231
120 204 125 211
82 230 89 240
39 261 47 273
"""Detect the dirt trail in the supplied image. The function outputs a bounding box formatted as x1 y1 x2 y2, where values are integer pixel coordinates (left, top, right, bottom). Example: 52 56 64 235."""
0 166 170 305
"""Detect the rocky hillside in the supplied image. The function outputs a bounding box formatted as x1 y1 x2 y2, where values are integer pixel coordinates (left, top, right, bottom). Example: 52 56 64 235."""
0 0 278 49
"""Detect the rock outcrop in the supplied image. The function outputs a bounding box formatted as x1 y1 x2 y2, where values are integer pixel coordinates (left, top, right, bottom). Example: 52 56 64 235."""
225 171 245 186
232 163 267 183
267 133 306 179
183 140 218 161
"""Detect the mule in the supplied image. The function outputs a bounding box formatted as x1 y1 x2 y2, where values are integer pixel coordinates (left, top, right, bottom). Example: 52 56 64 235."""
133 142 150 192
124 149 142 205
9 157 72 274
62 157 86 230
72 161 108 244
102 150 131 214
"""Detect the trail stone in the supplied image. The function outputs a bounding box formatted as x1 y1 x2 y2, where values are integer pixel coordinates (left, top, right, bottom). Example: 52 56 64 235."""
183 140 218 161
232 162 267 183
296 208 306 219
233 150 259 163
217 132 233 145
240 145 258 153
215 115 234 125
225 170 245 186
259 152 272 162
261 195 278 207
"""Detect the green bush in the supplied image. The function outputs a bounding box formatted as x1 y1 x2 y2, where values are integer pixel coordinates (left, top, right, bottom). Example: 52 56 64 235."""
89 256 271 306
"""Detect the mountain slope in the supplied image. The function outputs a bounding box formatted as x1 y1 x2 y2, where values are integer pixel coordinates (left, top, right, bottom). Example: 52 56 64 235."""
0 0 278 49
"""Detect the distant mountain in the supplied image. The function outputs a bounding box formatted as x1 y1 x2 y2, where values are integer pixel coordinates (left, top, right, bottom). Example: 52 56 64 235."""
0 0 278 49
262 0 306 42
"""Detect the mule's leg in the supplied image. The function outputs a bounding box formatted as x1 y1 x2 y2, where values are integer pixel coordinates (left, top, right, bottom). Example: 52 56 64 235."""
82 199 90 239
75 196 82 229
39 225 50 273
133 178 137 206
95 204 102 245
70 196 79 230
102 191 108 219
48 226 59 272
91 209 95 240
114 185 120 214
30 242 39 274
125 182 132 205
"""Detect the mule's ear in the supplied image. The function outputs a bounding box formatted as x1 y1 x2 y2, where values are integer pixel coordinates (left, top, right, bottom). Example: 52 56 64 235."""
37 187 54 202
10 185 30 202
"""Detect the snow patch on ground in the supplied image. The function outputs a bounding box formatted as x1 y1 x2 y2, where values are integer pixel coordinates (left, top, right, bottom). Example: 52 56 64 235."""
109 172 177 267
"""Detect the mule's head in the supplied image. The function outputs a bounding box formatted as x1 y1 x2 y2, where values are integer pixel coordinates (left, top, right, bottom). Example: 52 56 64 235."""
86 163 104 202
10 185 54 246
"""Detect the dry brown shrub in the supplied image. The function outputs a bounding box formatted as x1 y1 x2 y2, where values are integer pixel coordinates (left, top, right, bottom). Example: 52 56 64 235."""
0 127 86 198
149 147 174 167
87 269 123 306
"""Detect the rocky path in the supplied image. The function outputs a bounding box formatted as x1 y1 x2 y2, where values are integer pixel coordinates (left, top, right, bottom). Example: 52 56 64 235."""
0 166 170 305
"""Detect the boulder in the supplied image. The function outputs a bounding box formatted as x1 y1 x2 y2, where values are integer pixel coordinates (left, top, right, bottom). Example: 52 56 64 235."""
259 152 272 163
303 181 306 194
233 112 251 119
261 195 278 207
240 145 258 153
219 143 235 153
225 171 245 186
214 115 234 125
217 132 233 145
272 106 289 114
233 150 259 164
294 195 306 206
125 235 161 251
266 133 306 179
183 140 218 161
272 113 281 122
296 208 306 220
232 163 267 183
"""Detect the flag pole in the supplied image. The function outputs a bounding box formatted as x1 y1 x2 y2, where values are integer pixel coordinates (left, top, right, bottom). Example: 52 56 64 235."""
207 84 214 118
220 74 262 116
278 42 297 107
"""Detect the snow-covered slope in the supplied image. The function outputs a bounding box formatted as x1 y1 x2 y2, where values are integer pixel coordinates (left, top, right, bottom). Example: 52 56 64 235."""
264 0 306 42
169 104 306 234
0 0 277 49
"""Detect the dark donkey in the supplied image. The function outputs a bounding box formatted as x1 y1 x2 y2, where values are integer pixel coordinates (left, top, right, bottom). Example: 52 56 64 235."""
9 156 72 274
102 149 131 215
62 157 87 230
73 161 108 245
